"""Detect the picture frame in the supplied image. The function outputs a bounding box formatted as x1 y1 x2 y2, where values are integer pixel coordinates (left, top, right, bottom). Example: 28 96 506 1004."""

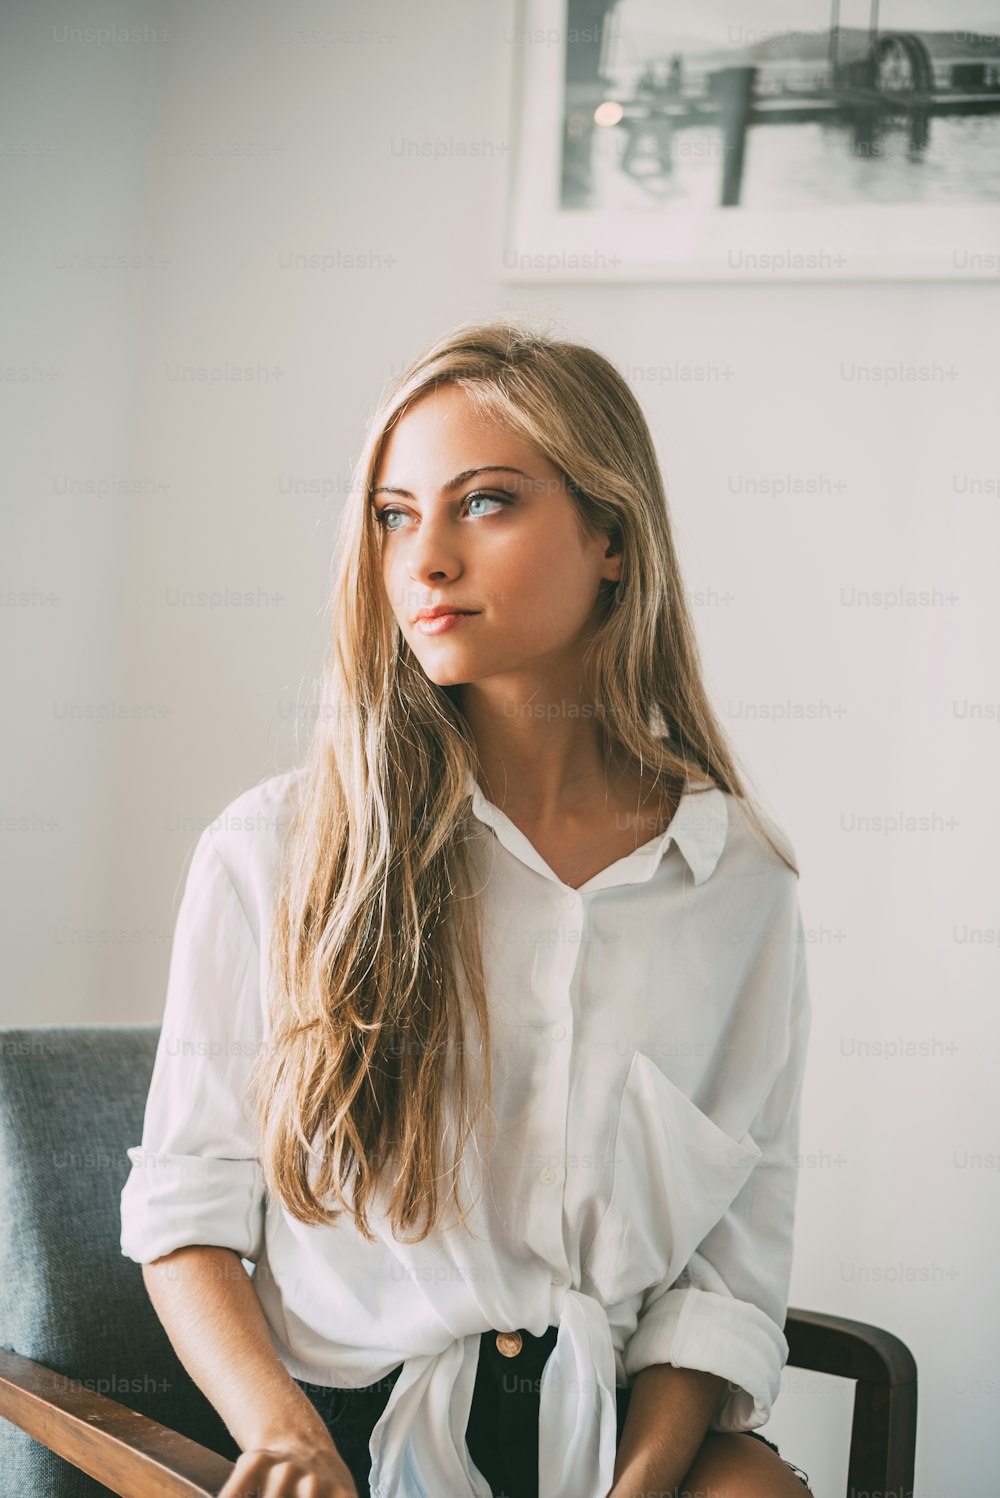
500 0 1000 282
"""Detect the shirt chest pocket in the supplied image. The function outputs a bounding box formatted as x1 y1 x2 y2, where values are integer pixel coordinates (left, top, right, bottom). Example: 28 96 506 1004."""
580 1049 763 1306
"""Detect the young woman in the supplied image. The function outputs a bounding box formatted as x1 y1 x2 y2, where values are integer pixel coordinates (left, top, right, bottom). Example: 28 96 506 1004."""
121 319 814 1498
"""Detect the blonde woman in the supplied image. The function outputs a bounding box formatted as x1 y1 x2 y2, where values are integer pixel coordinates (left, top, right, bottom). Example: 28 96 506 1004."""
121 318 815 1498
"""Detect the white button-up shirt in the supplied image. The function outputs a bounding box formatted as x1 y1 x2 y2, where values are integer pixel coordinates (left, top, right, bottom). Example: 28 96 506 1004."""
120 765 812 1498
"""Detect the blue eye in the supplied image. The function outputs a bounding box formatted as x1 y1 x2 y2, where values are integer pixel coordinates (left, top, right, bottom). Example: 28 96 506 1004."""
465 491 510 518
374 492 511 531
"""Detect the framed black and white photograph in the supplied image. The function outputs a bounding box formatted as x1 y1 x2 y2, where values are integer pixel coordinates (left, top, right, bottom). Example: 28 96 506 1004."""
503 0 1000 279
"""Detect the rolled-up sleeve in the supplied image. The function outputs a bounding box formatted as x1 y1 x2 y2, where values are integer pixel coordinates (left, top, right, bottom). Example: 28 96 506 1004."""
622 902 812 1431
120 824 268 1265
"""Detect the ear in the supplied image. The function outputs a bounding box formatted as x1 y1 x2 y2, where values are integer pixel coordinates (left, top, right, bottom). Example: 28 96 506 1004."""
603 534 623 585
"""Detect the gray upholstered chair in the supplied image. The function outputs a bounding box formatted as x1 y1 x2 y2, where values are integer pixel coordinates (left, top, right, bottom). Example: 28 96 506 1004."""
0 1025 917 1497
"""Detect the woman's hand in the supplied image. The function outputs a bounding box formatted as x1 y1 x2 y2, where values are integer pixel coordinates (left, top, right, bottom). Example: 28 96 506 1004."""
217 1440 360 1497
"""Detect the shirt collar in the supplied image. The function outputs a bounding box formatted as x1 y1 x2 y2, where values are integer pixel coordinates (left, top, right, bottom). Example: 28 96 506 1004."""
461 767 727 889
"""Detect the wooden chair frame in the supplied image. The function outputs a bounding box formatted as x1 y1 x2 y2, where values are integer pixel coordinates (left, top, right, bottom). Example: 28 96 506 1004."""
1 1305 916 1497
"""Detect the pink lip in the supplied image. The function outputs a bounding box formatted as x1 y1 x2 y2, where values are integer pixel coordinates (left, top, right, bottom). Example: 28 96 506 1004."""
414 611 479 636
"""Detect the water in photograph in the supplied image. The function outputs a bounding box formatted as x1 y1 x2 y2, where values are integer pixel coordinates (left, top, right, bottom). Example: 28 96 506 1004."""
587 112 1000 210
741 115 1000 207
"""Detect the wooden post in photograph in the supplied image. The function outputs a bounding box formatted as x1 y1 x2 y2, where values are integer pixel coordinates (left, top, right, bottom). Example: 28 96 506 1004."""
716 66 756 207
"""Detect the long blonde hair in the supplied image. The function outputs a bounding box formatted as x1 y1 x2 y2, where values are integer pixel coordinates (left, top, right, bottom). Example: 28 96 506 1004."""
244 315 797 1247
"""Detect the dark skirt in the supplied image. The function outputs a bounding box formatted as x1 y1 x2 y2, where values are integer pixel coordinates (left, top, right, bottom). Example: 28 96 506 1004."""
293 1323 813 1496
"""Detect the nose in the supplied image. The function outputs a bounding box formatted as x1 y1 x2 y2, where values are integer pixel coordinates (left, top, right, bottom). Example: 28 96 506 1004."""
402 512 464 594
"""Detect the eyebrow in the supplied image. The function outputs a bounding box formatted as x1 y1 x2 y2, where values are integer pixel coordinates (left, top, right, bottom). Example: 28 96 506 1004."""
370 466 531 500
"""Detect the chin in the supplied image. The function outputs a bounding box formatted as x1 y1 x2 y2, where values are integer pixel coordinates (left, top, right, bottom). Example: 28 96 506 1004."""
409 641 495 689
417 662 477 688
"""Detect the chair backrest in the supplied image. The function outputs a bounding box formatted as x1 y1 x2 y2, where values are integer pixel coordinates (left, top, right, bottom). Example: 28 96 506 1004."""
0 1025 242 1495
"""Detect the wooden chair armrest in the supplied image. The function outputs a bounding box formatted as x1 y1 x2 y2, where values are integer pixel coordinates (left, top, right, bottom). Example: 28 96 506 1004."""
0 1346 235 1497
784 1305 918 1386
784 1306 918 1497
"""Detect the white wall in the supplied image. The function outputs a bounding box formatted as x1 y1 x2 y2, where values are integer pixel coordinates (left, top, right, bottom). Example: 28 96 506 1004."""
1 0 162 1028
3 2 997 1494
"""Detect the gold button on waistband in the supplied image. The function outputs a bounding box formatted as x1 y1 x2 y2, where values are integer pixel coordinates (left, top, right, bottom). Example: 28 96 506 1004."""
495 1330 523 1357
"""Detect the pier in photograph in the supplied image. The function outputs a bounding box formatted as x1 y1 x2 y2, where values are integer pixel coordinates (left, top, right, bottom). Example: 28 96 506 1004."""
563 0 1000 208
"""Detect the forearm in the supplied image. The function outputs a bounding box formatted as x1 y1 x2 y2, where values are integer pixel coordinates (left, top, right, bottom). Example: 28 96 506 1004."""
141 1244 337 1459
609 1363 727 1498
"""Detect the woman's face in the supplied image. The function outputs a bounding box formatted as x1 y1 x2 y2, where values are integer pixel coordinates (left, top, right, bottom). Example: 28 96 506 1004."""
371 382 620 691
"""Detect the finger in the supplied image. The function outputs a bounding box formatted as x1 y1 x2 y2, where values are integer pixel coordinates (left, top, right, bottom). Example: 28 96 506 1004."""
260 1458 302 1497
216 1448 272 1498
292 1477 329 1498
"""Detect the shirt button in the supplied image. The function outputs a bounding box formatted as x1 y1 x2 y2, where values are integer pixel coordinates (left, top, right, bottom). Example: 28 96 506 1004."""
496 1330 523 1357
561 891 576 907
550 1023 567 1040
538 1166 557 1184
551 1273 564 1286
